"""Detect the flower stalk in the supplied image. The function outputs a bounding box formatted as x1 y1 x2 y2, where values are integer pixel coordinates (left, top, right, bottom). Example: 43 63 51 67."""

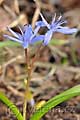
31 43 43 68
23 48 32 120
23 44 43 120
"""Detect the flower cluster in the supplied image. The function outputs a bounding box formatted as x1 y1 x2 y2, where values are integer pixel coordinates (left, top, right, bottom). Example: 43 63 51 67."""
4 13 77 48
36 13 77 45
4 25 44 49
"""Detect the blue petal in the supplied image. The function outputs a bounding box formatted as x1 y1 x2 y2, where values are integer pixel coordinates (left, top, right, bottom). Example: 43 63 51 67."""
40 13 50 29
30 26 40 41
7 27 20 38
16 33 23 41
34 26 40 34
57 27 77 34
24 25 33 41
56 20 67 26
51 13 56 25
31 35 44 44
32 26 40 37
43 30 53 45
4 35 23 43
36 21 46 27
23 25 28 32
18 26 23 35
23 25 33 48
22 41 28 49
51 19 67 29
51 15 67 29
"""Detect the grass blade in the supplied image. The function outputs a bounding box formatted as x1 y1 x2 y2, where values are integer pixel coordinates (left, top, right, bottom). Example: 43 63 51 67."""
0 91 23 120
30 85 80 120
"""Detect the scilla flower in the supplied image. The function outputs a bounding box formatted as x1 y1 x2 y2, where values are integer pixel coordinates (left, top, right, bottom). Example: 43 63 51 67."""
36 13 78 45
4 25 44 49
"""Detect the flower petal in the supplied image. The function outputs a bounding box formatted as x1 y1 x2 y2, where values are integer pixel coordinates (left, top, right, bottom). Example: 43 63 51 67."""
23 24 28 32
22 41 28 49
31 35 44 44
7 27 19 38
57 15 62 21
51 13 56 25
57 27 77 34
18 26 23 35
23 25 33 48
43 30 53 45
34 26 40 34
16 33 23 41
40 13 50 29
24 25 33 41
57 20 67 26
4 35 23 43
51 19 67 29
30 26 40 41
36 21 46 27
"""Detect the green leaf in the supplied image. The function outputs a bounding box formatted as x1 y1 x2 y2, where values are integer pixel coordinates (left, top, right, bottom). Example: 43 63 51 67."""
30 85 80 120
0 91 23 120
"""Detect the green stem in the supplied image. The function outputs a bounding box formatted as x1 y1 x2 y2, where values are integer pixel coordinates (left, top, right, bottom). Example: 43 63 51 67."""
23 93 27 120
23 44 43 120
31 43 43 69
23 48 32 120
0 91 23 120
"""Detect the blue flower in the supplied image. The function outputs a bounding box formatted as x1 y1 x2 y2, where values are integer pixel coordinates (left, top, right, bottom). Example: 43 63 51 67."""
36 13 78 45
4 25 44 49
